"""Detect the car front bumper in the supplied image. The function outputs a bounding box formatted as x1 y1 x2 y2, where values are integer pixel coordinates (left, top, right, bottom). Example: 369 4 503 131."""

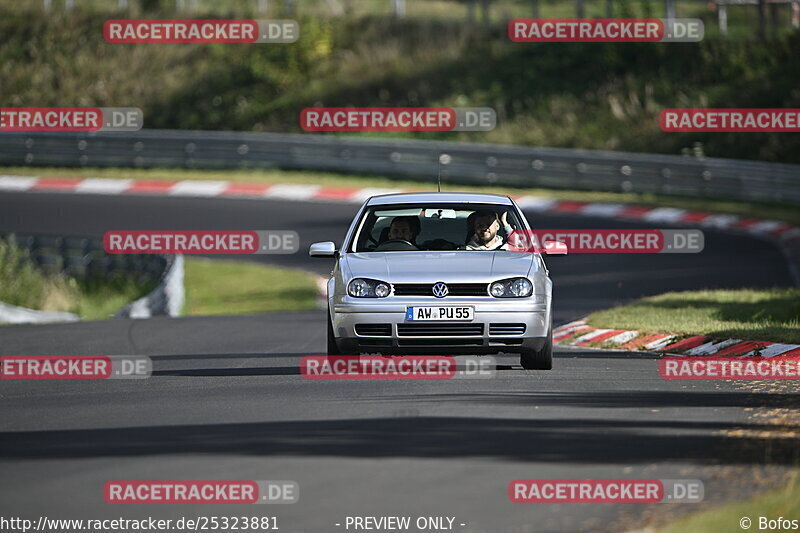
331 297 551 354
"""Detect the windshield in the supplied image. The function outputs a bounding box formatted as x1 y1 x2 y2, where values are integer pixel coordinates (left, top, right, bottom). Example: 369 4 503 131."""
350 203 525 252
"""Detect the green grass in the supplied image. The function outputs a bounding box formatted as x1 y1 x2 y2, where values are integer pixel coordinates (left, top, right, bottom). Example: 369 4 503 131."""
0 238 72 310
183 257 319 316
7 165 800 227
76 277 157 320
588 288 800 344
659 473 800 533
0 238 155 320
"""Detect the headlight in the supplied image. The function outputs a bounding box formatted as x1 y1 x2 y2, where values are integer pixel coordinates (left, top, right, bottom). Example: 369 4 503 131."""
348 278 391 298
489 277 533 298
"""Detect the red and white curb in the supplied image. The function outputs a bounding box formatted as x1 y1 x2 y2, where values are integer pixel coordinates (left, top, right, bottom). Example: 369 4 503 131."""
0 175 407 204
2 173 799 284
553 319 800 358
1 174 796 238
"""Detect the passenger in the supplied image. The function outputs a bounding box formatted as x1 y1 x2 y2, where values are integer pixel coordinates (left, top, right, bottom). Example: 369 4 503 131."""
466 210 512 250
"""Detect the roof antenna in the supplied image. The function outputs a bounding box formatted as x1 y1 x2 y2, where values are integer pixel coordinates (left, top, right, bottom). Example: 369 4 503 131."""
437 153 451 192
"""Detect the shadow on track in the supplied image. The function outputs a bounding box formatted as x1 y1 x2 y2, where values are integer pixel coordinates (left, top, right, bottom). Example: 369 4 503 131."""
1 416 798 465
347 390 800 409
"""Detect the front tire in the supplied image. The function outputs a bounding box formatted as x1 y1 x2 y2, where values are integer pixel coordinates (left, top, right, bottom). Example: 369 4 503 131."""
327 307 341 356
520 325 552 370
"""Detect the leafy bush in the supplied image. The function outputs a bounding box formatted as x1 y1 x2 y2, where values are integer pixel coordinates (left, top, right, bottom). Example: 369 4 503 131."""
1 9 799 161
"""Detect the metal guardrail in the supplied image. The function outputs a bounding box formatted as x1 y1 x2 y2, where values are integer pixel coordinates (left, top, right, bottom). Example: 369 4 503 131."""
1 129 799 204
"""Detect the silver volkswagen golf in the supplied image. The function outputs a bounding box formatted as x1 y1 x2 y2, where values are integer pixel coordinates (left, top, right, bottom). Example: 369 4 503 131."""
309 192 564 369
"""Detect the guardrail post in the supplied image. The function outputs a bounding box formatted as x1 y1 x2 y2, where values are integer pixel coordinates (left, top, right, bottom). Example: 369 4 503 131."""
718 3 728 35
665 0 676 19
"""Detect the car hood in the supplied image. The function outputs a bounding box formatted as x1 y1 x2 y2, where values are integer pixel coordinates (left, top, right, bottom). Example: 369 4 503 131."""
342 252 536 283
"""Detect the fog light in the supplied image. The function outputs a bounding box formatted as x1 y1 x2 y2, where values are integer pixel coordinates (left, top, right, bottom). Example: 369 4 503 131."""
375 283 390 298
490 282 506 297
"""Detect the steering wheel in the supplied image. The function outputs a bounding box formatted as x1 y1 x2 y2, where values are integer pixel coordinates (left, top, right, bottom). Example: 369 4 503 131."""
374 239 419 251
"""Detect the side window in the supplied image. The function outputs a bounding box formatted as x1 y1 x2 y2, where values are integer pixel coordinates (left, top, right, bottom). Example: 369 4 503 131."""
355 212 377 251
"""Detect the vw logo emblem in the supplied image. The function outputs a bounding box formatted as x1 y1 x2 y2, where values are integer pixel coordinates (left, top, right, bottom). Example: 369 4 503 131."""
432 282 449 298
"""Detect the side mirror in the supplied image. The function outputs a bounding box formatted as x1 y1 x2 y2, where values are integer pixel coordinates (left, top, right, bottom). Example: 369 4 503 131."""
544 240 568 255
309 241 337 257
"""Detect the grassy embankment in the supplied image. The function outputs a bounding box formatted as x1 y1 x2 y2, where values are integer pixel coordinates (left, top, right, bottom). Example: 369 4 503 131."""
657 473 800 533
0 238 319 320
183 258 319 316
587 288 800 344
0 238 151 320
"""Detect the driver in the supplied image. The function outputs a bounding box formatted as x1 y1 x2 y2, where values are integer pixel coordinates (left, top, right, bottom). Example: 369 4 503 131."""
466 210 512 250
387 216 420 245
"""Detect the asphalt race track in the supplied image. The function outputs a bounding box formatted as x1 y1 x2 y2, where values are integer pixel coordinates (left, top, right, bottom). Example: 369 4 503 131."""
0 191 797 532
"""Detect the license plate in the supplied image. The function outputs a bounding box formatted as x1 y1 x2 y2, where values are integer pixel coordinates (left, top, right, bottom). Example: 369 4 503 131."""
406 306 474 321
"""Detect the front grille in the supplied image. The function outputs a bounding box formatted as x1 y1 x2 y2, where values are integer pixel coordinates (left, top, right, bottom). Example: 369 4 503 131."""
393 283 488 297
397 323 484 337
355 324 391 336
489 323 526 336
398 338 483 347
